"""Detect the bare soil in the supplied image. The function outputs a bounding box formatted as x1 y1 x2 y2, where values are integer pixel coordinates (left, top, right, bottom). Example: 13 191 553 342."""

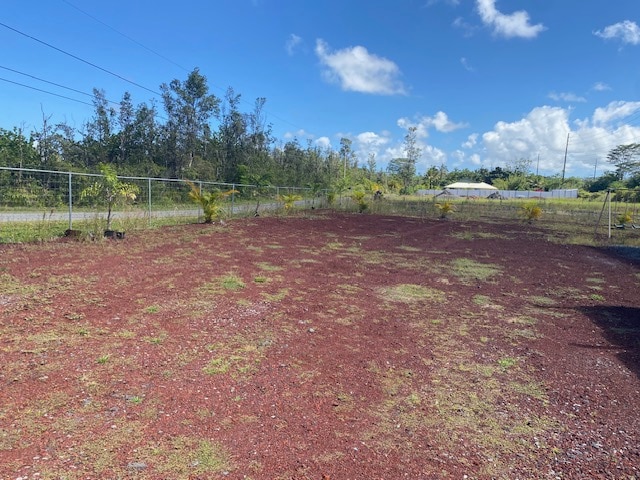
1 212 639 479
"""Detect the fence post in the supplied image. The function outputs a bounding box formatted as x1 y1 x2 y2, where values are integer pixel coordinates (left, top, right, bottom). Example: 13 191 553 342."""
68 172 73 230
148 178 152 222
231 184 236 217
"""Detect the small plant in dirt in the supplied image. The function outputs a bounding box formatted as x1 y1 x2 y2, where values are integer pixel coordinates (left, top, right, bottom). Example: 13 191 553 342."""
278 193 302 212
220 273 245 291
520 201 543 223
616 211 632 226
186 180 237 223
435 200 455 219
498 357 517 370
306 181 325 209
242 172 271 216
81 164 140 232
97 354 111 364
351 189 369 213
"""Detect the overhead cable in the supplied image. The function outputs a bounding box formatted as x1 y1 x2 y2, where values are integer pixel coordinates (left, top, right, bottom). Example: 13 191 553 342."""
0 21 162 97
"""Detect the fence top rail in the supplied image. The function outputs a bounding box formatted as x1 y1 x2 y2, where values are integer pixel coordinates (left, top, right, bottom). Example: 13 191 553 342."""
0 166 313 191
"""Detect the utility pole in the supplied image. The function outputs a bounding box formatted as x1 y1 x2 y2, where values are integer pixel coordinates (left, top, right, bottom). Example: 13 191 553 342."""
536 153 540 177
561 133 570 186
593 157 598 179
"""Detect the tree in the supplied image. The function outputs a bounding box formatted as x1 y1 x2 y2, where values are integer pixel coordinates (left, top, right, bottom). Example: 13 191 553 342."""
607 143 640 179
0 127 37 168
216 87 247 182
423 166 440 188
84 89 116 166
185 180 237 223
161 68 220 177
81 164 139 231
339 138 356 180
404 126 422 167
389 126 420 193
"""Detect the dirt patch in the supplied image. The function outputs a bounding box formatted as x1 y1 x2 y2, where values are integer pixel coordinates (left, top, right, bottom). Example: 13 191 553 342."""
1 212 639 479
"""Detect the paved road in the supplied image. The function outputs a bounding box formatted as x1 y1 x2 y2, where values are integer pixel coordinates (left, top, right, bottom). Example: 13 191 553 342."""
0 209 200 223
0 200 311 224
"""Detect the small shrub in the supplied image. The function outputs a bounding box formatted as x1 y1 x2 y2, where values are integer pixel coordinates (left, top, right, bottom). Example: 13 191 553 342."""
279 193 303 212
520 202 543 223
351 190 369 213
80 164 139 231
616 212 632 225
435 200 455 218
186 181 237 223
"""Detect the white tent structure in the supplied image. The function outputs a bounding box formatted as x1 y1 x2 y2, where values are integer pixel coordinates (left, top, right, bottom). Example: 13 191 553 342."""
445 182 497 190
441 182 498 198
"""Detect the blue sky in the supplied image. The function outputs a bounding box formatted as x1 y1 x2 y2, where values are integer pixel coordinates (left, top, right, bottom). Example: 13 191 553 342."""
1 0 640 177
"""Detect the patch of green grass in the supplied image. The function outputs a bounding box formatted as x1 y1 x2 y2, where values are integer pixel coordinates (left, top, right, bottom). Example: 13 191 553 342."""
144 305 161 314
589 293 605 301
261 288 289 302
0 220 67 244
149 437 233 476
506 315 537 326
509 381 547 401
451 230 509 241
146 332 168 345
586 277 605 284
497 357 518 370
255 262 283 272
253 276 269 283
201 273 246 293
396 245 422 252
378 284 446 303
97 354 111 364
472 294 492 306
528 295 557 306
220 273 245 291
203 357 233 375
450 258 502 283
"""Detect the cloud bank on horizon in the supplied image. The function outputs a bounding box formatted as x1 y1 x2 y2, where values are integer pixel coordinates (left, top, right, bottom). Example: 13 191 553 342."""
284 0 640 177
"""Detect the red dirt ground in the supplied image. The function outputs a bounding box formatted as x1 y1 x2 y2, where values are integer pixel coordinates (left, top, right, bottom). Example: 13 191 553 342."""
1 212 639 479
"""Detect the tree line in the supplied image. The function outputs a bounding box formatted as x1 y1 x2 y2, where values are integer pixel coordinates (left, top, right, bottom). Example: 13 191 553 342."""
1 68 639 198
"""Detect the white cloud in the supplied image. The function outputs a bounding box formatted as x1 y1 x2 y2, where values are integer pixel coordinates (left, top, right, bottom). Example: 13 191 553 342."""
356 131 390 149
478 102 640 175
315 39 407 95
283 129 309 140
594 20 640 45
285 34 303 56
548 91 587 103
481 106 571 172
453 17 478 37
462 133 478 149
398 112 468 137
353 131 391 166
592 82 611 92
475 0 545 39
315 136 331 149
591 100 640 126
460 57 475 72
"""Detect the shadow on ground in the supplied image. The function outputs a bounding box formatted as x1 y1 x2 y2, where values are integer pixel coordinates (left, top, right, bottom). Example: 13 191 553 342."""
577 306 640 380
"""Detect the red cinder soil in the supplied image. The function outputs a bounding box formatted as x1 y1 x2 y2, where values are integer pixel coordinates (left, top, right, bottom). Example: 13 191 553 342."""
1 212 638 479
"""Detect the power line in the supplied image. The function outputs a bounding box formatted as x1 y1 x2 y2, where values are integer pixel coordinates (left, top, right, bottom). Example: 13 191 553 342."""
0 68 169 123
1 64 94 100
57 1 305 133
61 0 190 73
0 76 93 107
0 21 162 97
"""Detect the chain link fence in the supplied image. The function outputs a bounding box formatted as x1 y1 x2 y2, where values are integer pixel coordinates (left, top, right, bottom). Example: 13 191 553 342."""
0 166 318 229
